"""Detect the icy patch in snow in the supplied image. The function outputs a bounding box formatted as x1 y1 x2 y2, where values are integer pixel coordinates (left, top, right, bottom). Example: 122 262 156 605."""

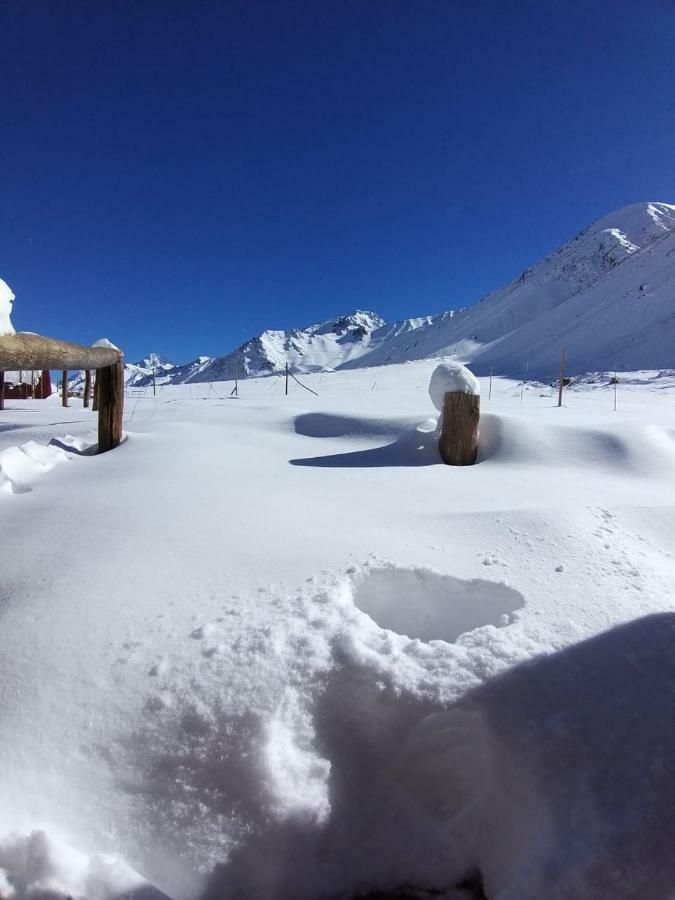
429 364 480 412
0 830 147 900
349 565 524 643
0 277 15 335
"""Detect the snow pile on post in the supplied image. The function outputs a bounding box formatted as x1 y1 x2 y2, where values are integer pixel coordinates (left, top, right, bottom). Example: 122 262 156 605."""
92 338 121 351
0 278 15 336
429 363 481 465
428 362 480 411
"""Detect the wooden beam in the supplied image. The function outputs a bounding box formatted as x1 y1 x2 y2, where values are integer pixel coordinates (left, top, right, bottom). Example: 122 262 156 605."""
439 391 480 466
0 332 121 372
61 370 68 407
97 361 124 453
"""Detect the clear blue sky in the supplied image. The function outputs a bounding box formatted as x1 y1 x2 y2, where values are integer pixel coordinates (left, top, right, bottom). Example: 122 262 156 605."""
1 1 674 364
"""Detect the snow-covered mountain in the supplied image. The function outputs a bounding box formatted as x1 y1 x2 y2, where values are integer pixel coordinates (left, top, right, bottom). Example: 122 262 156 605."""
347 201 675 375
70 201 675 387
189 310 388 382
187 200 675 380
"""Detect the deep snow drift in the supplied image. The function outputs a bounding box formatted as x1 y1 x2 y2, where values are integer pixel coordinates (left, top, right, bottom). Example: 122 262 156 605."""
1 362 675 899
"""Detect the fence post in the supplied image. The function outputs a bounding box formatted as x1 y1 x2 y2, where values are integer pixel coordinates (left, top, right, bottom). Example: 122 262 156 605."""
92 370 100 411
83 369 92 407
97 361 124 452
0 371 4 410
557 348 566 408
439 392 480 465
61 370 69 407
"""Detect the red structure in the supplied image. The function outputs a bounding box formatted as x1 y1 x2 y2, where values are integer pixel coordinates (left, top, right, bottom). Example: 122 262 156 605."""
1 370 52 399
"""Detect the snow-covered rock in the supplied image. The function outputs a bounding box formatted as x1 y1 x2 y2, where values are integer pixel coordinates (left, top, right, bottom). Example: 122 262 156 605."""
0 278 15 336
429 363 480 410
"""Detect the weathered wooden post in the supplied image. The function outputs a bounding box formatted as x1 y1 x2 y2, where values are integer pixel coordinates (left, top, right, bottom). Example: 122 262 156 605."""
0 371 4 410
429 363 480 466
97 361 124 452
61 370 69 407
83 369 92 407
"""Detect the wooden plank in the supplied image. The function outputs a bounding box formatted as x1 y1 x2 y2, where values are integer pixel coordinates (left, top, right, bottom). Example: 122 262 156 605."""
0 332 120 371
97 361 124 452
439 391 480 465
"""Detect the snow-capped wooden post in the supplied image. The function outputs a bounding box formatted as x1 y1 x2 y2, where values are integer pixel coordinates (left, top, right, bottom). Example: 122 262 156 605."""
83 369 92 407
97 361 124 452
429 363 480 466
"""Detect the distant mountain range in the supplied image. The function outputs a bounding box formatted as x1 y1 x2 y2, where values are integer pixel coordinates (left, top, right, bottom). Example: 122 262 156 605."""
75 201 675 389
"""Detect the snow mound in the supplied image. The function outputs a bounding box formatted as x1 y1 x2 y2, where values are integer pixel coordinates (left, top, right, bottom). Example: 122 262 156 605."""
400 613 675 899
349 565 523 642
92 338 120 351
429 363 480 411
0 441 71 495
0 830 148 900
0 277 15 335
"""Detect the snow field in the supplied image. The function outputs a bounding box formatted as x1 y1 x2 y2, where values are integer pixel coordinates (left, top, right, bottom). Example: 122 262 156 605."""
0 361 674 898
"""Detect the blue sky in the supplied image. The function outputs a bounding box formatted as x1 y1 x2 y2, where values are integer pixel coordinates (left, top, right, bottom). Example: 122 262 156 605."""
1 0 674 364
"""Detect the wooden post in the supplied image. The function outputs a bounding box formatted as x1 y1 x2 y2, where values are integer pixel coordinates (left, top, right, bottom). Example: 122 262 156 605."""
30 370 35 398
557 348 566 408
97 361 124 452
83 369 92 407
285 363 289 396
61 370 68 407
39 370 51 399
439 392 480 466
0 371 4 410
92 370 100 411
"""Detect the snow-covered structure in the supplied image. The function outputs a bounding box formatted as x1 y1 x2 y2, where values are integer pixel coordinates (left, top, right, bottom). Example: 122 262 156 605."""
0 278 15 336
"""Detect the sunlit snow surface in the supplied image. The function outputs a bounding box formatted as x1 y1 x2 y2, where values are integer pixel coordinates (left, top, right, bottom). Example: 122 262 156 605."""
1 362 675 899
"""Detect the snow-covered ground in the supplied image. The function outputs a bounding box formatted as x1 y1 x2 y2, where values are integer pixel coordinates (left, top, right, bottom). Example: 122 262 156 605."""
1 361 675 899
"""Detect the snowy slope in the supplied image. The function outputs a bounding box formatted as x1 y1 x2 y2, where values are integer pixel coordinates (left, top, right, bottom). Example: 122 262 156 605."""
347 201 675 375
1 365 675 899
